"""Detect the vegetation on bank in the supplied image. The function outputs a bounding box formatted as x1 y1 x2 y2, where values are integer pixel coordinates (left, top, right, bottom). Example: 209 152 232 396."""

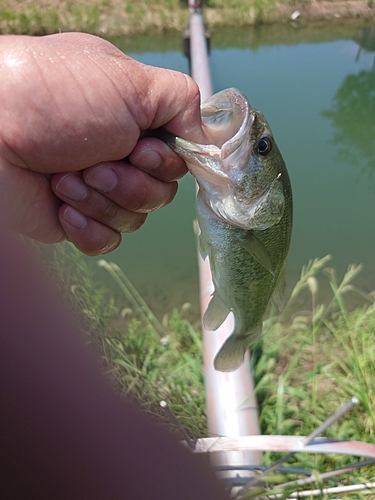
45 242 375 493
0 0 373 37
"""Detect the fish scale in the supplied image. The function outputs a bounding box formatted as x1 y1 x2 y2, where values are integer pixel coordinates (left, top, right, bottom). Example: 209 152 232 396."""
161 88 292 372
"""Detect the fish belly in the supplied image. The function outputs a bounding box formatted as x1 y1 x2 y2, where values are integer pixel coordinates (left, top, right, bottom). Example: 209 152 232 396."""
196 194 280 371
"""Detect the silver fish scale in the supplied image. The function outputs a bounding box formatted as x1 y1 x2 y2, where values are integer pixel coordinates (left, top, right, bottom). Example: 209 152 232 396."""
197 193 288 332
196 160 292 372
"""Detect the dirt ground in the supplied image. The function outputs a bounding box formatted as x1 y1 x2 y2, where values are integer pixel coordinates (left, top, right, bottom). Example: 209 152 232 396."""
277 0 374 22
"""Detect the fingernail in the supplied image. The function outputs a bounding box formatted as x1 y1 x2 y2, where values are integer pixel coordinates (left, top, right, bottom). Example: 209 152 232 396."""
131 147 162 170
62 206 88 229
85 166 117 192
55 174 89 201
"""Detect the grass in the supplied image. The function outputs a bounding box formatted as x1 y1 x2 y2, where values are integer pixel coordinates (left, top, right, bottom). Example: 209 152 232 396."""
0 0 373 37
255 257 375 473
0 0 189 36
45 242 375 496
238 256 375 497
47 242 207 437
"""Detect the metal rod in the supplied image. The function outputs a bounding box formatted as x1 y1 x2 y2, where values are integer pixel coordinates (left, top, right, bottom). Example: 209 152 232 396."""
301 396 359 446
277 458 375 490
160 400 195 450
242 397 360 491
186 0 261 475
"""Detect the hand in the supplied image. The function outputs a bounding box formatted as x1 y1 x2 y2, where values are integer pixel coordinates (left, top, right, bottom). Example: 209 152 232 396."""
0 32 204 254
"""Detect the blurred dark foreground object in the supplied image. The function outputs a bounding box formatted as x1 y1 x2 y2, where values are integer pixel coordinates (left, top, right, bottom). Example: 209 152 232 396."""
0 232 229 500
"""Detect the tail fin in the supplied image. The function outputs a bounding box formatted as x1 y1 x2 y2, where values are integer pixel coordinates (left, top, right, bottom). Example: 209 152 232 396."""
213 327 262 372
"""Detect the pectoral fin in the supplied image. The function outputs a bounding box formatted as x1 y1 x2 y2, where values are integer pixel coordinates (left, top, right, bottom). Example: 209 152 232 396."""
239 232 274 275
203 292 231 331
198 232 209 260
272 263 287 311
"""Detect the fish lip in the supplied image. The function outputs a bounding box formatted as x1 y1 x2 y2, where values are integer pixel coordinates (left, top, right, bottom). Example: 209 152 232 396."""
220 92 254 160
173 137 226 180
160 88 254 187
174 89 254 181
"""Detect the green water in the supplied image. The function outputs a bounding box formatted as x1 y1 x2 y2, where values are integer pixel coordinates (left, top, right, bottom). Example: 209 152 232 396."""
96 21 375 319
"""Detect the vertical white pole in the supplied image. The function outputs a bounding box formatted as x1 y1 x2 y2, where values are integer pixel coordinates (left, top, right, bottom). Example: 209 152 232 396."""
187 0 262 476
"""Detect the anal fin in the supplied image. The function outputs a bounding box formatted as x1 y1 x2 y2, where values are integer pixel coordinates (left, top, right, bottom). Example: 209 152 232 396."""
203 292 230 331
213 325 262 372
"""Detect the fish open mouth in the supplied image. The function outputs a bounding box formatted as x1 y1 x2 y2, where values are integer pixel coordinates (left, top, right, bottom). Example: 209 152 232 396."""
170 88 254 185
200 88 254 161
158 88 254 185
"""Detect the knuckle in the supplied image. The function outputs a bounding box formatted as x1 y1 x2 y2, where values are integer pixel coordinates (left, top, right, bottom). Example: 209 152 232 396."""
183 73 200 105
100 198 121 225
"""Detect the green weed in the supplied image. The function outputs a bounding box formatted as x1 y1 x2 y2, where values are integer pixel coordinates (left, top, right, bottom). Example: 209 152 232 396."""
46 242 206 437
254 255 375 491
45 242 375 493
0 0 370 37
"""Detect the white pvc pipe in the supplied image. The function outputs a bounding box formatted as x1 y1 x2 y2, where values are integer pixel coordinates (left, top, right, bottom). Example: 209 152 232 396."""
188 1 262 473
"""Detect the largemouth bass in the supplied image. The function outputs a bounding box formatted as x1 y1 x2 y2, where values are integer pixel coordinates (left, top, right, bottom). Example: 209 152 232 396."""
161 88 292 372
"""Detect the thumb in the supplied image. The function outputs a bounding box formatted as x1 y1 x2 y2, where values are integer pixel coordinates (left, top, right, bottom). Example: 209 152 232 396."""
142 66 206 143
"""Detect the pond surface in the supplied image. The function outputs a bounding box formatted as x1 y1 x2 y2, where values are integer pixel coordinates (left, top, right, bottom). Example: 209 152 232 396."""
95 21 375 319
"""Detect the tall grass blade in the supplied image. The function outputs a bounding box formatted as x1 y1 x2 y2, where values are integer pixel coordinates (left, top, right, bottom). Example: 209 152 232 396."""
97 259 167 337
280 255 332 319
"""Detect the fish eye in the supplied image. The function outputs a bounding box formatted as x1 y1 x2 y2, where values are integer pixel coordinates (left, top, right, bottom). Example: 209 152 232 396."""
257 136 273 156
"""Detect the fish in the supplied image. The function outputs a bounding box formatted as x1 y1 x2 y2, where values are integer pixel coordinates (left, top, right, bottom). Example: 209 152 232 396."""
160 88 292 372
